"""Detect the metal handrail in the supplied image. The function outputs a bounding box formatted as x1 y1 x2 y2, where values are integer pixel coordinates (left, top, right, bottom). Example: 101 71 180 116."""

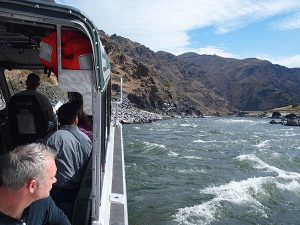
111 76 123 126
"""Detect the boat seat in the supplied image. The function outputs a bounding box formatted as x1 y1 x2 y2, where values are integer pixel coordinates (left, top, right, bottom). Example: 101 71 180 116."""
72 154 93 225
8 94 48 145
0 120 14 153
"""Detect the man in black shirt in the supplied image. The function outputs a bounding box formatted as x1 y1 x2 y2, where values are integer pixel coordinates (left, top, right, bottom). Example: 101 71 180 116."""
0 143 70 225
15 73 57 130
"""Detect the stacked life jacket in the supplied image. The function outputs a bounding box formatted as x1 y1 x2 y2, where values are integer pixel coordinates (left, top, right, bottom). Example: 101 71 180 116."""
39 31 93 75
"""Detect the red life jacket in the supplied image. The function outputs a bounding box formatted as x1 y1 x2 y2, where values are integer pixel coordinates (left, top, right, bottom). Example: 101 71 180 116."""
39 31 92 75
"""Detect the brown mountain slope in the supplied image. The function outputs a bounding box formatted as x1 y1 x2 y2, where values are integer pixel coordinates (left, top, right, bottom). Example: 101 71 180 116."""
100 31 300 115
177 53 300 110
100 32 233 116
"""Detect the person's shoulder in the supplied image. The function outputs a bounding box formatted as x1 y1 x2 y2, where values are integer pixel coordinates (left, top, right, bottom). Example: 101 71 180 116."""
49 129 74 139
30 197 71 225
35 91 50 99
14 90 32 96
13 90 48 101
30 196 53 209
44 129 74 146
17 90 46 99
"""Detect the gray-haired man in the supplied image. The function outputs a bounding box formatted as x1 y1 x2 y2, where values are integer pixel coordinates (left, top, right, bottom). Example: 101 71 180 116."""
0 143 70 225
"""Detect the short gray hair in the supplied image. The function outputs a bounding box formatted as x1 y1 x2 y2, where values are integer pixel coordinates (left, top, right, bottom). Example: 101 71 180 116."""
0 143 56 190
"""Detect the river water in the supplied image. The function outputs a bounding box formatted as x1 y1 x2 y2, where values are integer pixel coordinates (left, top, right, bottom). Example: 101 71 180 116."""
123 117 300 225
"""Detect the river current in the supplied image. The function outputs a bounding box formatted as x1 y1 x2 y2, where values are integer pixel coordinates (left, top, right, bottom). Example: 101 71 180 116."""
124 117 300 225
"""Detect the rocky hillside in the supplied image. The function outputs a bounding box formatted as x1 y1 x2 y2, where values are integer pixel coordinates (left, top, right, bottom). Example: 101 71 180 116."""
177 53 300 111
100 32 233 116
100 31 300 115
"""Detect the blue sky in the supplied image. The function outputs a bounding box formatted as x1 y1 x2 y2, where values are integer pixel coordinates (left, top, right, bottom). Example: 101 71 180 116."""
57 0 300 68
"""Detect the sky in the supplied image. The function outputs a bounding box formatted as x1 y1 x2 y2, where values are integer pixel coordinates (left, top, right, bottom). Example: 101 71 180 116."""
56 0 300 68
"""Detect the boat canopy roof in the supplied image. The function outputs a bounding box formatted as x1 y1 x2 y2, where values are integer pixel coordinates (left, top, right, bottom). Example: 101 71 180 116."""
0 0 110 91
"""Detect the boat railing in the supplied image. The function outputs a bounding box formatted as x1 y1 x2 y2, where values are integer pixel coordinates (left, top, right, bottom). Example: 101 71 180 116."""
111 76 123 126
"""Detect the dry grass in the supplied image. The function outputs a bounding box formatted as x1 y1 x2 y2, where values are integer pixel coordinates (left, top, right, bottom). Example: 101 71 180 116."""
244 104 300 116
111 71 141 93
271 104 300 113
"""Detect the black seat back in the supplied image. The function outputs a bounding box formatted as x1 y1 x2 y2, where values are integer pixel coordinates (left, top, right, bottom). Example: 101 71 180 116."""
72 155 92 225
8 94 48 144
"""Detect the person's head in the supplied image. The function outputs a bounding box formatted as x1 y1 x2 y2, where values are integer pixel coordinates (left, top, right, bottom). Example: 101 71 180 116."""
57 101 81 126
0 143 57 199
26 73 40 90
72 100 92 128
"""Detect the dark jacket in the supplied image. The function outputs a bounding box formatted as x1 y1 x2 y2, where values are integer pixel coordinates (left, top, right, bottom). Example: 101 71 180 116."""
0 197 70 225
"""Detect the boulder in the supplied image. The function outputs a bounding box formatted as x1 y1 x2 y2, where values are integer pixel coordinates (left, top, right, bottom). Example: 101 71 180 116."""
270 119 281 124
271 111 281 119
284 118 300 126
285 113 297 119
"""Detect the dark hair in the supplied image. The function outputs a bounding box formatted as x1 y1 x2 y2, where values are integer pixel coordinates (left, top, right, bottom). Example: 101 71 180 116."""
72 100 92 129
57 101 81 125
26 73 40 88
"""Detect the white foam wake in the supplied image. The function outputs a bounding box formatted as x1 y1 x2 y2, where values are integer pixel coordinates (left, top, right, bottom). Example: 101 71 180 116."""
174 201 217 225
167 152 203 160
180 123 198 128
215 119 265 125
143 141 166 149
173 176 270 225
278 132 300 137
178 168 207 174
237 154 300 179
193 139 246 144
193 139 214 143
182 155 203 160
168 151 179 157
173 155 300 225
254 140 271 149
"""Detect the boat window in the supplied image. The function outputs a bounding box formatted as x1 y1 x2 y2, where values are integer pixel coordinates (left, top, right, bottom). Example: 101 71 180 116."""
4 70 67 106
101 88 108 167
5 70 30 96
0 89 5 110
99 80 112 170
106 79 112 139
101 44 111 82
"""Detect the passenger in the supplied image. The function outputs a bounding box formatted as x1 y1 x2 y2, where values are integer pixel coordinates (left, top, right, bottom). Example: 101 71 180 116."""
0 143 70 225
73 100 93 141
15 73 57 130
43 101 92 219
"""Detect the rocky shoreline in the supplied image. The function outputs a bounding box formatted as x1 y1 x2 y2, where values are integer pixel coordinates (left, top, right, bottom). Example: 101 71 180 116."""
115 95 203 124
117 106 166 124
114 95 168 124
269 112 300 126
117 106 204 124
115 98 300 124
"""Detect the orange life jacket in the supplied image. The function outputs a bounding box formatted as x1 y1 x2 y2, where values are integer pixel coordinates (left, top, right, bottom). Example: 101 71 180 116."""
39 31 92 75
